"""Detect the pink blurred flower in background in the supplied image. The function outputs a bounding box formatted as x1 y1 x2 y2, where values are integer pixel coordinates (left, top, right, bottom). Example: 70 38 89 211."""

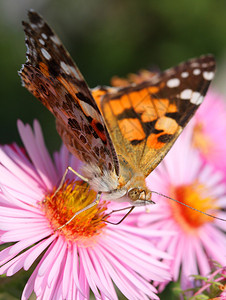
0 120 171 300
137 123 226 290
192 90 226 179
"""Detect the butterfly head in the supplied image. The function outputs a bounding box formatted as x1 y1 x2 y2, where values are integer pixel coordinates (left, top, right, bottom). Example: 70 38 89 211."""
127 187 154 206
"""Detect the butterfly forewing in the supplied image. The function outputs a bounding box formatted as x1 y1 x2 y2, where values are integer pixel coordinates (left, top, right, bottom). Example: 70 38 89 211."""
100 55 215 176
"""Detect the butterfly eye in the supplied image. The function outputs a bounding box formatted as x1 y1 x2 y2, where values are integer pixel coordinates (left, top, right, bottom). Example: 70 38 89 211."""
128 188 141 201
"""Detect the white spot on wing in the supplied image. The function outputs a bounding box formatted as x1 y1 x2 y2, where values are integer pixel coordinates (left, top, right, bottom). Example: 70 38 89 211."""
50 35 61 46
181 72 189 78
70 66 81 80
41 33 48 40
190 92 202 105
81 102 102 123
181 89 203 105
166 78 180 88
181 89 192 99
203 71 214 81
39 39 45 45
60 61 70 74
193 69 201 75
60 61 81 80
30 37 35 45
191 62 200 67
195 95 203 105
41 48 51 60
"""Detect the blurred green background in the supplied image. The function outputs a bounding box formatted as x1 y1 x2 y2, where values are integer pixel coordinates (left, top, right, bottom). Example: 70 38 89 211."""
1 0 226 299
1 0 226 152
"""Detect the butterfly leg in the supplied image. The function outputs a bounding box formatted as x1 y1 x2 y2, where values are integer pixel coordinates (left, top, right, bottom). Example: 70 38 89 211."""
102 206 135 225
53 166 89 198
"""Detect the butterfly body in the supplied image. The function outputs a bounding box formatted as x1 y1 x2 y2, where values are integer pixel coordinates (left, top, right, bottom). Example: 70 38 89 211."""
20 10 216 206
82 154 152 205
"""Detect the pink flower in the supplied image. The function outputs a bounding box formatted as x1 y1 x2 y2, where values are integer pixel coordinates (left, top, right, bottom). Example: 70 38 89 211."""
0 120 171 300
138 125 226 290
192 90 226 178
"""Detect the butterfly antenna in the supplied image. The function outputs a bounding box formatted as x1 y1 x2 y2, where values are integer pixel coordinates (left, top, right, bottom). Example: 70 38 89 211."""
151 191 226 222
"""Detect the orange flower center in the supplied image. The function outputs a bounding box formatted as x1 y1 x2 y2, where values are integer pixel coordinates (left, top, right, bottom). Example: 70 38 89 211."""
170 182 218 234
193 122 212 155
42 180 108 244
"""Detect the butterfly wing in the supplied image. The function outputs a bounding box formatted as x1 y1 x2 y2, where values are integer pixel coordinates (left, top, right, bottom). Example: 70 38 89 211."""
19 10 119 175
100 55 215 176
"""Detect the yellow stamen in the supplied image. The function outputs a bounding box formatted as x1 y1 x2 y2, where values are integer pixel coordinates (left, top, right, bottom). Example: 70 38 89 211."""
42 180 108 244
193 122 213 155
170 182 218 234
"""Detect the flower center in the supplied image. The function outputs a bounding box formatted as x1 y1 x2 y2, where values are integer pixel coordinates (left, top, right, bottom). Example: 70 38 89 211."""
193 122 212 155
42 180 108 244
170 182 217 233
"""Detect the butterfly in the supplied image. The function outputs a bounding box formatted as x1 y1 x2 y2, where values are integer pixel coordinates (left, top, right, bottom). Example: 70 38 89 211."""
20 10 216 206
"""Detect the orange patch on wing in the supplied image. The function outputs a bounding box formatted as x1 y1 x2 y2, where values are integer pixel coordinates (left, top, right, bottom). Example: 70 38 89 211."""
109 96 132 116
155 116 178 133
159 82 165 89
147 86 159 94
146 116 179 149
131 90 153 115
153 99 170 115
91 119 107 143
92 90 107 109
92 88 117 110
39 62 50 77
130 89 149 108
111 76 131 87
57 76 79 96
118 118 145 142
147 133 165 149
140 98 170 122
168 103 178 113
108 86 161 117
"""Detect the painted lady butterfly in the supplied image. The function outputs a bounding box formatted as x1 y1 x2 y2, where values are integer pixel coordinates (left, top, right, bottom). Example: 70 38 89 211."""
20 10 215 206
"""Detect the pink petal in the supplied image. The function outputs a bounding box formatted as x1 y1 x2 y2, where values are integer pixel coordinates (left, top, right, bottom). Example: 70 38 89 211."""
38 237 63 277
62 245 73 299
22 265 39 300
33 120 58 184
0 184 41 213
0 148 44 194
24 234 56 270
78 247 101 298
97 245 159 300
8 230 52 254
17 121 53 190
88 248 118 299
72 243 82 294
47 239 67 286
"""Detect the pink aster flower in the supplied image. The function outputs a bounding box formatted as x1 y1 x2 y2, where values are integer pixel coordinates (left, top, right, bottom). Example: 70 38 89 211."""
192 90 226 178
137 125 226 290
0 120 171 300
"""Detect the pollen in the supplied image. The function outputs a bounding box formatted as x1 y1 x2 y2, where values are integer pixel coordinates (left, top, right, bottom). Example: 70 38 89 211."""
42 180 108 244
193 122 213 155
170 182 218 234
